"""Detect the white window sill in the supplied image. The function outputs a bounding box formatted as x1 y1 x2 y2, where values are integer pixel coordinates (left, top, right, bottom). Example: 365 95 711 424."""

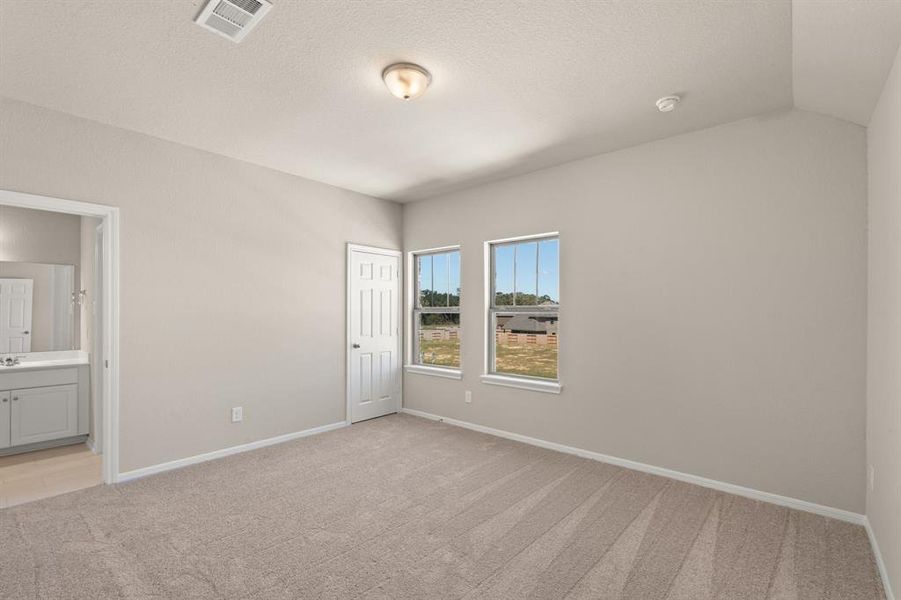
479 374 563 394
404 364 463 380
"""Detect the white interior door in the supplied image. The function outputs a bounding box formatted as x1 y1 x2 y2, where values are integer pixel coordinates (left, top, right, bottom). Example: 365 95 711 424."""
347 246 401 423
0 278 33 353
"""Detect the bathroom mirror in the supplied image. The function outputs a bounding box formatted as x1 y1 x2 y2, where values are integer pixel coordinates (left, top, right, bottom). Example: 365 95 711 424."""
0 261 79 353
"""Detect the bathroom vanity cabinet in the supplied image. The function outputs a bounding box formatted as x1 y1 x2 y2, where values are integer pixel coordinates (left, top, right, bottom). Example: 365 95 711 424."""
0 363 90 454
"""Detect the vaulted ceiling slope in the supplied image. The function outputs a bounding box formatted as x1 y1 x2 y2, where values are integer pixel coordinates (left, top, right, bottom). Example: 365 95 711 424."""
0 1 899 202
793 0 901 126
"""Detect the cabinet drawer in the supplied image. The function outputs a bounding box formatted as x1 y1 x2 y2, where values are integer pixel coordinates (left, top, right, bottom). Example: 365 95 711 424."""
10 384 78 446
0 367 78 391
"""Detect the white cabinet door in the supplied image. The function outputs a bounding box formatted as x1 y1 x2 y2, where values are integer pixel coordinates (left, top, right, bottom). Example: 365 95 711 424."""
0 391 9 449
10 385 78 446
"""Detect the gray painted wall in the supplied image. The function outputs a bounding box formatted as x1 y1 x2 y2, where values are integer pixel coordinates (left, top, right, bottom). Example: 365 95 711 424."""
403 109 868 513
0 97 870 518
0 97 403 473
867 43 901 596
0 204 81 265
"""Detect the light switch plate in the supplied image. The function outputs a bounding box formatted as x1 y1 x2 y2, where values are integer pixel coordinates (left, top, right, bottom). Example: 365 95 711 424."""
231 406 243 423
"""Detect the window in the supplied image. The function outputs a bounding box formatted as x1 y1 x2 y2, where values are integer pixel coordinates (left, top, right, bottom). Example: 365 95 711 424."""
411 248 461 373
485 234 560 391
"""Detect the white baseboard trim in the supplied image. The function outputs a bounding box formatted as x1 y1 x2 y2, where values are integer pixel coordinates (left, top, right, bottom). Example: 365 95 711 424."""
85 438 99 455
401 408 865 525
865 516 896 600
117 421 347 483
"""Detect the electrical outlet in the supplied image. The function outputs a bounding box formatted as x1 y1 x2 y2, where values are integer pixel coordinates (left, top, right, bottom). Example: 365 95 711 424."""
465 390 472 404
231 406 243 423
868 465 875 492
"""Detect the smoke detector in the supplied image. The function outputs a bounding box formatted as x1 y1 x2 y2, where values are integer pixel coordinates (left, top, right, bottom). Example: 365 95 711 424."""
195 0 272 43
656 95 681 113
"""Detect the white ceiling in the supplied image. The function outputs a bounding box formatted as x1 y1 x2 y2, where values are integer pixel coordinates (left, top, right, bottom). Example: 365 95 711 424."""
0 1 897 202
793 0 901 126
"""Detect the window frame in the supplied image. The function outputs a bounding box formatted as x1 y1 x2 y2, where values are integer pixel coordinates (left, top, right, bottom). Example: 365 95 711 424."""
405 245 463 379
482 232 562 394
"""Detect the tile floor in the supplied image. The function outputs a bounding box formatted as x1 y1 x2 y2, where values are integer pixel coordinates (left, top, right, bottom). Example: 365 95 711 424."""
0 442 102 508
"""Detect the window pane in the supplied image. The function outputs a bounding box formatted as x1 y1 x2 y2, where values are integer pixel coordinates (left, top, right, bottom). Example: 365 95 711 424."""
494 314 558 379
432 253 449 306
418 313 460 368
515 241 538 305
537 238 559 304
494 244 515 306
448 250 461 307
418 254 433 307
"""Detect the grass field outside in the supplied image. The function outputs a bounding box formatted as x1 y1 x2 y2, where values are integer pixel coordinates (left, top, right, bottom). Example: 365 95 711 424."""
495 341 558 379
418 328 559 379
418 337 461 368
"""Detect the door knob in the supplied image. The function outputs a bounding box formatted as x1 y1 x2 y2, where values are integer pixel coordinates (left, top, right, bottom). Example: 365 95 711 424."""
352 343 361 349
23 331 29 335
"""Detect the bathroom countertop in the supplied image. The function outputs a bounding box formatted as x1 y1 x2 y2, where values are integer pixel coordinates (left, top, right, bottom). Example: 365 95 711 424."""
0 354 90 372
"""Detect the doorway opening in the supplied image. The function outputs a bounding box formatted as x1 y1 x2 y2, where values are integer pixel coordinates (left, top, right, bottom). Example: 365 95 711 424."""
0 190 120 495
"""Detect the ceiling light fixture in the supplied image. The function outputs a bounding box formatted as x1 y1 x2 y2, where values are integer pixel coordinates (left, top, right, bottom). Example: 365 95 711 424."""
656 95 681 113
382 63 432 100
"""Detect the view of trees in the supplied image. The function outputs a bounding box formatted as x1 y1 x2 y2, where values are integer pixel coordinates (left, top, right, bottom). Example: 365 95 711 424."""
420 313 459 328
494 292 557 306
419 288 558 307
419 288 461 307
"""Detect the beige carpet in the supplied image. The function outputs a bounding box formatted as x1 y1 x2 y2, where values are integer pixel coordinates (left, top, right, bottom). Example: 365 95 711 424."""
0 413 885 599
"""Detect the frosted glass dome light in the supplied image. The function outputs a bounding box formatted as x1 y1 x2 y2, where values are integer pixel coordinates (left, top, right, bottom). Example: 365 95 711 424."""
382 63 432 100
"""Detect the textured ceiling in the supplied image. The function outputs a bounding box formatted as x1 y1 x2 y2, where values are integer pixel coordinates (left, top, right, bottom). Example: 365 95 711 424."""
0 0 794 201
3 2 900 201
793 0 901 126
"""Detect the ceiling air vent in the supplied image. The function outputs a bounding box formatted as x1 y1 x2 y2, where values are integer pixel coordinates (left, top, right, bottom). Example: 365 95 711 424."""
195 0 272 43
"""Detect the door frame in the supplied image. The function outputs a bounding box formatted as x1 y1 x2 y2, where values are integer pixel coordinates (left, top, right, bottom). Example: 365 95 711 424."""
0 189 121 484
345 243 403 425
91 222 104 454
